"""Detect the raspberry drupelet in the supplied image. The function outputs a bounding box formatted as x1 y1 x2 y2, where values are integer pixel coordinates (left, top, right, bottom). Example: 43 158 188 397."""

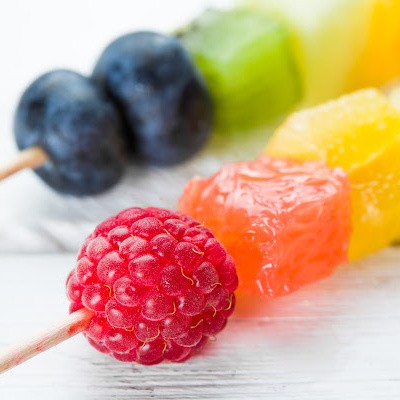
66 207 238 365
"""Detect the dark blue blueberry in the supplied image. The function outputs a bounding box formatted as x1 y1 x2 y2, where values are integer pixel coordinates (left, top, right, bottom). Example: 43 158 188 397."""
92 31 213 166
14 70 127 196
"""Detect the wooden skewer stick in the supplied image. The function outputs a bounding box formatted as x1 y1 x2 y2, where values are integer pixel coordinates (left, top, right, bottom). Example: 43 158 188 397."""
0 146 49 181
0 308 94 374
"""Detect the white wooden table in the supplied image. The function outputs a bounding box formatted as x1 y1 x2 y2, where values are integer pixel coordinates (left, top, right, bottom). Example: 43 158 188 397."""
2 1 400 398
2 250 400 399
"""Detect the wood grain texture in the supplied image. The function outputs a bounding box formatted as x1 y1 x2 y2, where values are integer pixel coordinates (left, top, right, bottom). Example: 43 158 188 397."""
1 250 400 399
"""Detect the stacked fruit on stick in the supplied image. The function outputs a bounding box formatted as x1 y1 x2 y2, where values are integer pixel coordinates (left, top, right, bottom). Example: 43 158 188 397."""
1 33 213 195
2 3 400 373
2 86 400 372
180 88 400 304
3 3 400 195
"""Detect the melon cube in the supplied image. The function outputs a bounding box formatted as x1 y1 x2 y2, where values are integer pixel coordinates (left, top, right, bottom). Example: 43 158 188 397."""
249 0 373 103
266 89 400 260
179 156 351 298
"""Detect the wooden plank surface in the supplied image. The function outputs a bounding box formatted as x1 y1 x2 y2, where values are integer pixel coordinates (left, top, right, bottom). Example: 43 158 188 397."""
1 250 400 399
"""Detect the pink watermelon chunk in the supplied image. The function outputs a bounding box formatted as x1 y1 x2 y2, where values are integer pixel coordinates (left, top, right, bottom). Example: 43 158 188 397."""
179 156 351 298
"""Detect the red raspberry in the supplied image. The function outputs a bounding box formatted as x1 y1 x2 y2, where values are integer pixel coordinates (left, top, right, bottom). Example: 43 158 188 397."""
66 207 238 365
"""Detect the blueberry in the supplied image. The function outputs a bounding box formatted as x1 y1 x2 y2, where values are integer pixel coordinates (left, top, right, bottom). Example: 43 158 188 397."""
92 31 213 166
14 70 127 196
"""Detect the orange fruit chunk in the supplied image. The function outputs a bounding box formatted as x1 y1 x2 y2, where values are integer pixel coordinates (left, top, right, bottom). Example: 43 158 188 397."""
179 156 351 298
265 89 400 260
348 0 400 90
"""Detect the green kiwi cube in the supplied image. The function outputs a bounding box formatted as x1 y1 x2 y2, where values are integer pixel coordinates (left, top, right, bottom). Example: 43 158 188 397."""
179 7 301 133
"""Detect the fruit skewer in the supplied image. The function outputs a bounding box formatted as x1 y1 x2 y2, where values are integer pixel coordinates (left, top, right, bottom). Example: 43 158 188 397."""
1 32 212 196
0 147 48 181
3 89 400 372
179 87 400 301
3 2 400 194
0 207 238 372
3 2 400 372
0 6 305 196
0 308 93 374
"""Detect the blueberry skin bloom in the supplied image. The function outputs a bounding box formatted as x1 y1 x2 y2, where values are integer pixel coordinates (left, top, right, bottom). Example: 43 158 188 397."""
14 70 127 196
92 31 213 166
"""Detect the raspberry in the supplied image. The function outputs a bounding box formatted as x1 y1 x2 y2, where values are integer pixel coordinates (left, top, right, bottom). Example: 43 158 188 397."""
66 207 238 365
